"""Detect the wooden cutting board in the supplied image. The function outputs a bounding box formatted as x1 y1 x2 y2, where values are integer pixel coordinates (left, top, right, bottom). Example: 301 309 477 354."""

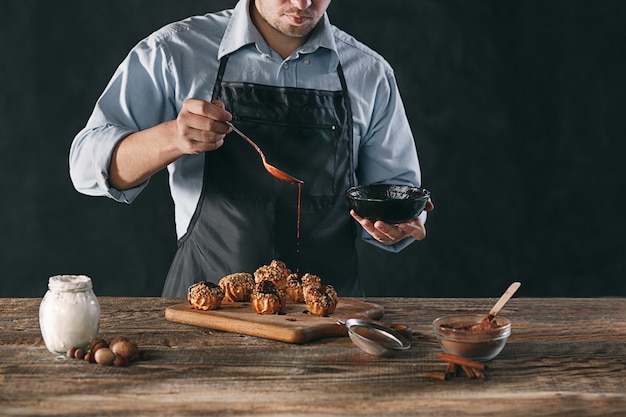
165 299 385 344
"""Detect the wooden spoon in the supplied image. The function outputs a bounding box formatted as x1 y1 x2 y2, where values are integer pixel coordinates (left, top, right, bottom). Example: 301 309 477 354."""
226 121 304 184
480 281 521 328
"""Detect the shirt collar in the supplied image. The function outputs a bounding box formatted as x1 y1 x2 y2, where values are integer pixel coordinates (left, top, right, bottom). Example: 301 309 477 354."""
218 0 339 71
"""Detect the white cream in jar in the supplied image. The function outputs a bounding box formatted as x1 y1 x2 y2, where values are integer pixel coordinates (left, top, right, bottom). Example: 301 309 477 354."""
39 275 101 354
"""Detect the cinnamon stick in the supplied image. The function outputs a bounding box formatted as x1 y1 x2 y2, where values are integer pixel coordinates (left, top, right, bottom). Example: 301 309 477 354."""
461 365 476 379
473 368 486 381
424 372 447 381
444 362 457 376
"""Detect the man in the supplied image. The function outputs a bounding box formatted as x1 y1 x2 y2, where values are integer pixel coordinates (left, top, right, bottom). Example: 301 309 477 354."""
70 0 434 297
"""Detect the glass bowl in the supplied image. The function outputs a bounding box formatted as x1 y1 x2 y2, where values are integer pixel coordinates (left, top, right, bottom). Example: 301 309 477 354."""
345 184 430 224
432 314 511 362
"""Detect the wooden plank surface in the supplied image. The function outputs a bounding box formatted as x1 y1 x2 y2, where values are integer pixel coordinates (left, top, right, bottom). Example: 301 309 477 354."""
165 298 385 343
1 297 625 416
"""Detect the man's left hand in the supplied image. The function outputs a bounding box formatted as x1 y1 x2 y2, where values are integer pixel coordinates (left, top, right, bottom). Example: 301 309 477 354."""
350 199 434 245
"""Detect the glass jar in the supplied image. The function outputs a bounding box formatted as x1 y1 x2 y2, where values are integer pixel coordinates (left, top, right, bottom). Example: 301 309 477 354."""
39 275 100 354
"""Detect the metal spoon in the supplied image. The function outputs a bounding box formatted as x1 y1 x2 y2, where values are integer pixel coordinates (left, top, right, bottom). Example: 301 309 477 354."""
226 121 304 184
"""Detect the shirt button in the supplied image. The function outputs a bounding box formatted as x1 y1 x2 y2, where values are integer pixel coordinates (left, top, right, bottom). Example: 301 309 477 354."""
283 63 289 69
303 59 310 65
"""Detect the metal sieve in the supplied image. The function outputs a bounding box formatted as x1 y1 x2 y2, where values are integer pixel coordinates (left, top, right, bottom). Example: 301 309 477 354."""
338 319 411 357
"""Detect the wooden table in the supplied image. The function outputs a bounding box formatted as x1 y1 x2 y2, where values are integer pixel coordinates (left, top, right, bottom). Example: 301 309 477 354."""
1 297 625 416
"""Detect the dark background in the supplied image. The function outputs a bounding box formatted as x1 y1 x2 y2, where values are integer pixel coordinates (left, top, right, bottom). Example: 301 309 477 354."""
1 1 624 298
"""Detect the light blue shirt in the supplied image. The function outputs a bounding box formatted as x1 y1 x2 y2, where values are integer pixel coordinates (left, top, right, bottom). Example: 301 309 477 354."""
69 0 422 251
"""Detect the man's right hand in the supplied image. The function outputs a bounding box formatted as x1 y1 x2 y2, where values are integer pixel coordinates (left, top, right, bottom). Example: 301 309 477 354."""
174 99 232 154
109 98 232 190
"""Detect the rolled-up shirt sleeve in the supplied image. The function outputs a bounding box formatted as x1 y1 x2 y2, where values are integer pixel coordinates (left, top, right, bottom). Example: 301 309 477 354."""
69 35 177 204
69 123 141 203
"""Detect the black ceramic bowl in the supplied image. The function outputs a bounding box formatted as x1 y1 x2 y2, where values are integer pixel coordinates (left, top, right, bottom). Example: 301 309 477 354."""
346 184 430 224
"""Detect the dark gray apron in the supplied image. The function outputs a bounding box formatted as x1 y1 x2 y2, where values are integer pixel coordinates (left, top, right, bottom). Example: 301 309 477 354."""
163 55 360 297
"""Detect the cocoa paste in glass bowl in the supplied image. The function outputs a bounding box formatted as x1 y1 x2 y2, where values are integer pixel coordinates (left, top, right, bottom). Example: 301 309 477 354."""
432 314 511 362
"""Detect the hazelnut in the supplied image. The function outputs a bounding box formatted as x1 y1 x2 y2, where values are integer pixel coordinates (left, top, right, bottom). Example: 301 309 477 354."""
74 348 86 360
109 336 129 346
89 338 105 351
92 340 109 354
113 356 128 367
67 347 78 358
94 348 115 366
110 340 139 361
84 352 95 363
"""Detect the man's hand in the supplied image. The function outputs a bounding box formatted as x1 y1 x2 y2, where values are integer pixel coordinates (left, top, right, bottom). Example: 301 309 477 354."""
109 99 233 190
174 99 232 154
350 199 435 245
